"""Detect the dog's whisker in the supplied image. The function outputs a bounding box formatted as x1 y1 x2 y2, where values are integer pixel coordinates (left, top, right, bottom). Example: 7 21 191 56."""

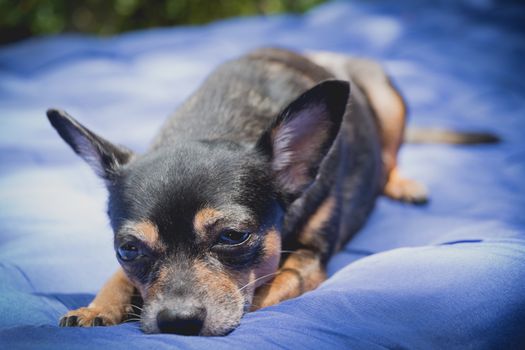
124 304 144 312
238 271 281 292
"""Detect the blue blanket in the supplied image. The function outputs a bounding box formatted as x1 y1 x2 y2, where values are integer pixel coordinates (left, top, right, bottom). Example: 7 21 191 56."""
1 1 525 349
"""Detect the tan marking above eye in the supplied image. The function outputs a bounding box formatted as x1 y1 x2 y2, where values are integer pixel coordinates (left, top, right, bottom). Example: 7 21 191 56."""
133 220 159 245
193 208 223 235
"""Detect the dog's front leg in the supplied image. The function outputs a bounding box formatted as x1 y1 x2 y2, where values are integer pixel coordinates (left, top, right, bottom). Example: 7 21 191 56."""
59 268 136 327
251 249 326 310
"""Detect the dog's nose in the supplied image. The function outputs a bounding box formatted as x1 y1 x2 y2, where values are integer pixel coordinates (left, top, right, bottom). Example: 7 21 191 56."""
156 307 206 335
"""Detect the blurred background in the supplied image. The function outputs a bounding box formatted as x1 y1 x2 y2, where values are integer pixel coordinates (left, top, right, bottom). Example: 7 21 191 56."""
0 0 326 44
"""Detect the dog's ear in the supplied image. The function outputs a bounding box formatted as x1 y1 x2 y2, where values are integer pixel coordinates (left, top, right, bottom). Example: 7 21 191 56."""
46 109 133 180
256 80 349 197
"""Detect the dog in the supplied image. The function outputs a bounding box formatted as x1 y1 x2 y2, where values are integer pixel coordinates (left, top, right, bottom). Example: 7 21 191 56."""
47 48 498 336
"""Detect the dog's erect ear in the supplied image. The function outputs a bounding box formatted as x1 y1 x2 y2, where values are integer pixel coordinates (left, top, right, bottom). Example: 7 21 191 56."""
46 109 133 180
256 80 350 196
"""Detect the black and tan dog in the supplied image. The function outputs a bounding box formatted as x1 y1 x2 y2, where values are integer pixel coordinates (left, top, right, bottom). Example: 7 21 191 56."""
47 48 497 336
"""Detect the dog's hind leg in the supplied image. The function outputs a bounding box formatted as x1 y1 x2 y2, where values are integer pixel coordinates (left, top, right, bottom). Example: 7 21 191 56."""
306 51 428 204
59 268 137 327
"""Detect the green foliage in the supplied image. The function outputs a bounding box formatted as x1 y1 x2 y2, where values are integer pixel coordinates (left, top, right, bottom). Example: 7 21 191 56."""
0 0 326 44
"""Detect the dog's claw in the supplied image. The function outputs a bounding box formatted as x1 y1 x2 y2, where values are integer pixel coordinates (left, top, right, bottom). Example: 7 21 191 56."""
92 317 103 326
65 315 78 327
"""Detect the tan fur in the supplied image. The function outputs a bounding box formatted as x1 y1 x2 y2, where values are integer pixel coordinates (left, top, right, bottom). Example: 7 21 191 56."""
251 198 335 310
251 249 325 310
370 83 406 175
366 86 428 203
384 166 428 203
362 84 428 203
134 220 159 246
253 229 282 289
61 268 136 326
194 208 223 236
298 196 335 246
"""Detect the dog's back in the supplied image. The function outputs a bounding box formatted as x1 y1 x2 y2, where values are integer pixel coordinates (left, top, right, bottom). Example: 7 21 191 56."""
151 48 334 147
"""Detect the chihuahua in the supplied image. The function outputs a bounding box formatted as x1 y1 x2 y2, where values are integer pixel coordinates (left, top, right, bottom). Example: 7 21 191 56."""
47 48 495 336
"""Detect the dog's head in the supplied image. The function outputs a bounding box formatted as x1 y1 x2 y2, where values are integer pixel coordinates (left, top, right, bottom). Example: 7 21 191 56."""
47 80 349 336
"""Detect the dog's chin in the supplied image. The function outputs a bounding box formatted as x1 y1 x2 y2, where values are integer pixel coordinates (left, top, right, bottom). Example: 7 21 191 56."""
140 317 240 336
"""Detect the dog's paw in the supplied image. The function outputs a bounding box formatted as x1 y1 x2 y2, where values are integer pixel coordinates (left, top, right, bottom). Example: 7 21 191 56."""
59 306 124 327
384 169 428 204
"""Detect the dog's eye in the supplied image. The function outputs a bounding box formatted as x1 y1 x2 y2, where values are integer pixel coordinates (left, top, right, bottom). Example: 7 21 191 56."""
117 243 140 261
218 230 251 245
